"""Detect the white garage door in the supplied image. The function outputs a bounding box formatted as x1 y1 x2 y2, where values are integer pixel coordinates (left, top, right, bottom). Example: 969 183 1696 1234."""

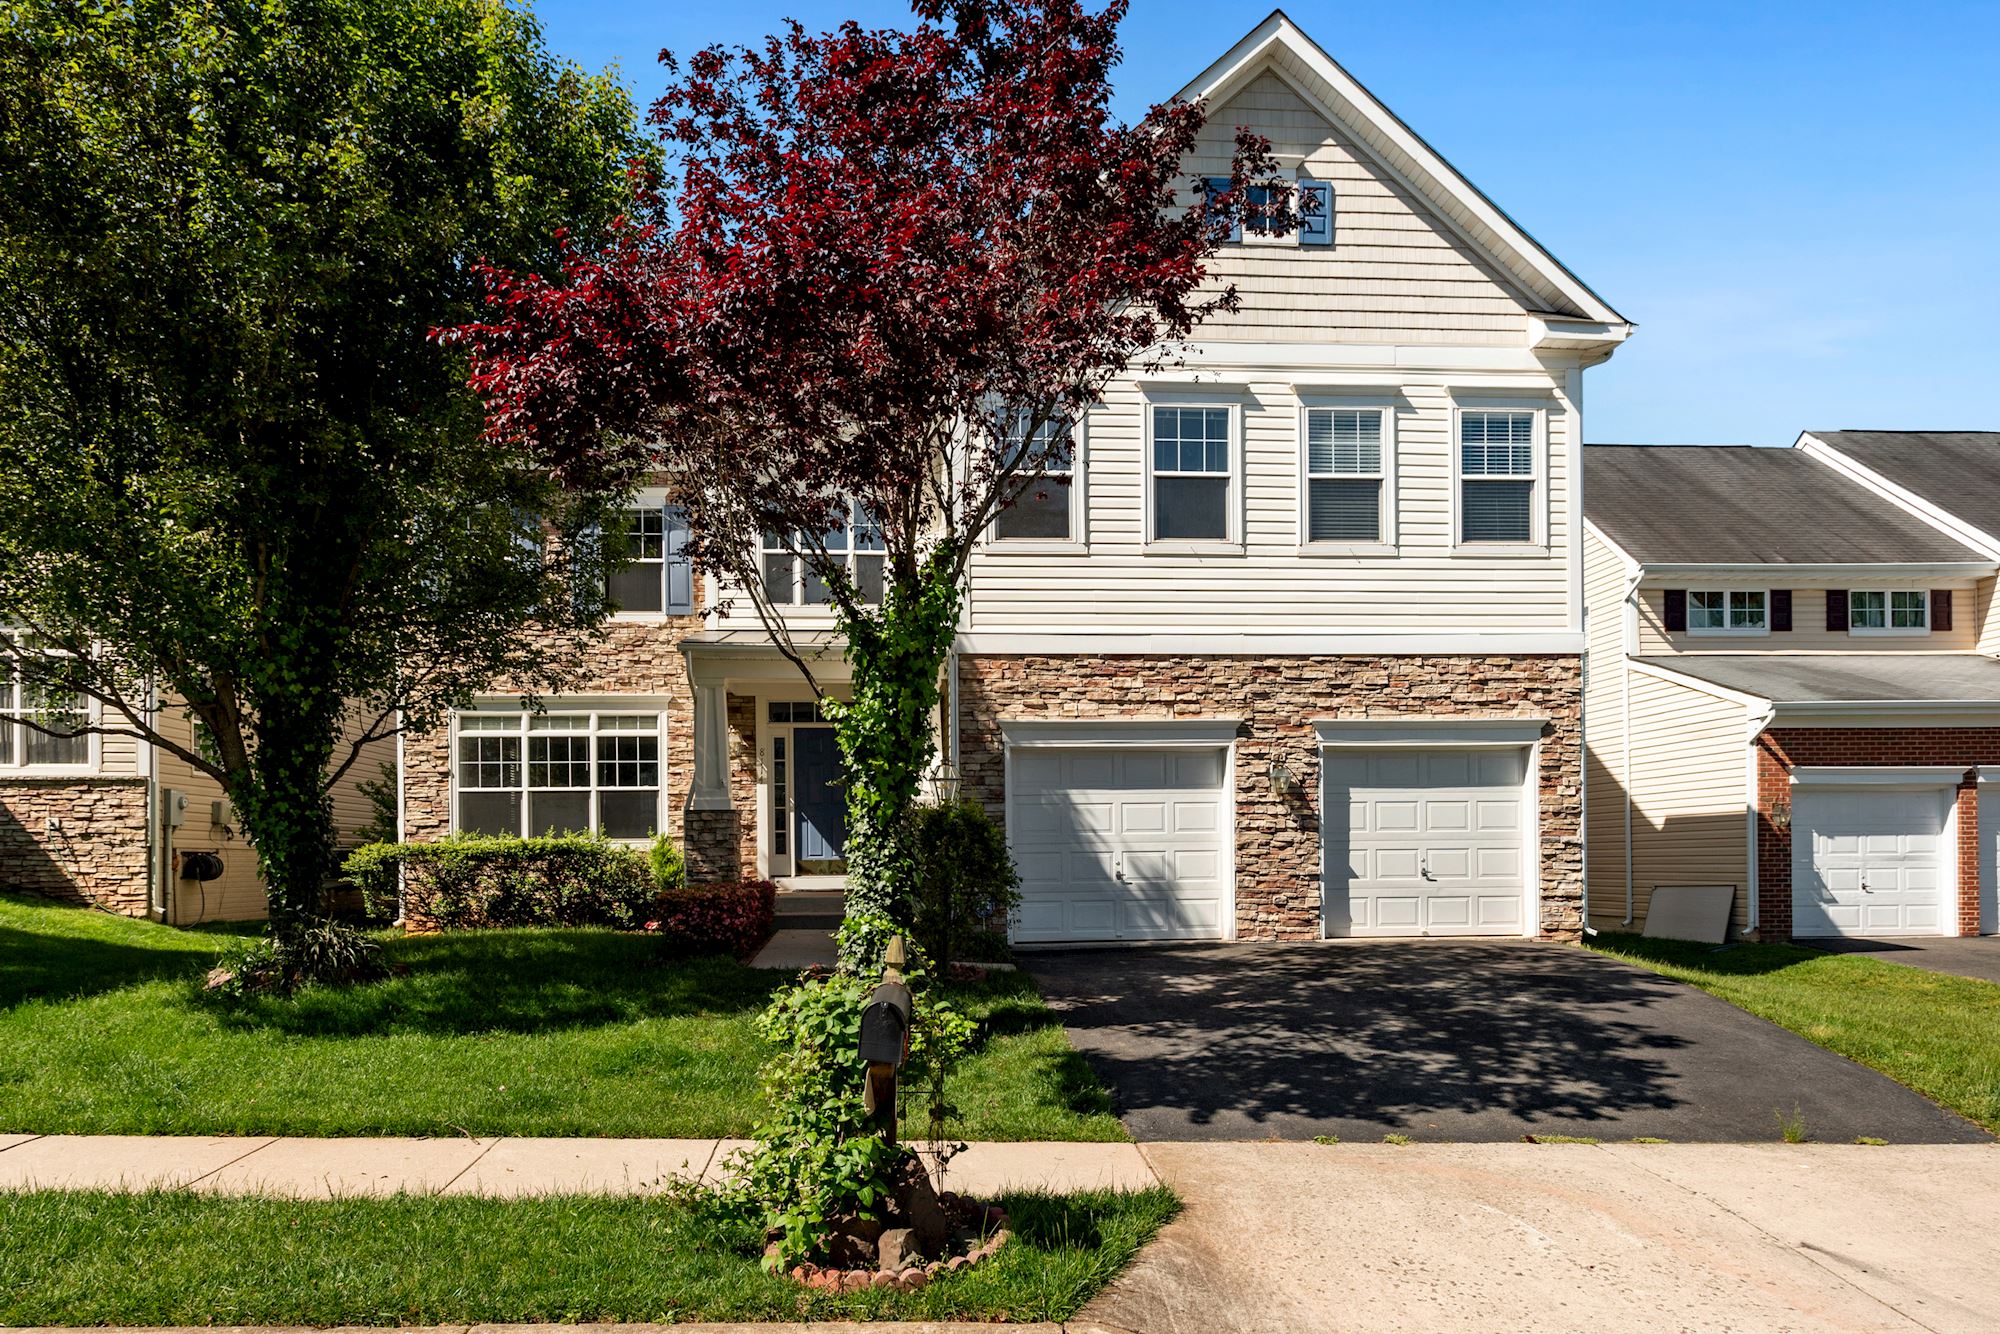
1323 748 1528 937
1792 788 1950 937
1009 747 1229 943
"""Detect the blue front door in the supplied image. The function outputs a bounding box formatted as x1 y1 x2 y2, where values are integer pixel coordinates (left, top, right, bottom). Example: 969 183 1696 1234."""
793 727 847 867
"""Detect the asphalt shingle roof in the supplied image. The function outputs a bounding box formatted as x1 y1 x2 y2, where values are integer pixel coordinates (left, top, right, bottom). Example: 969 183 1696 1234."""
1584 444 1987 565
1808 432 2000 536
1636 654 2000 705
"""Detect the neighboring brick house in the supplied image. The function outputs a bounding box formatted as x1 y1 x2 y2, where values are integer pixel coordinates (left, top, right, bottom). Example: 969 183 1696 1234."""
400 13 1634 944
0 684 389 925
1583 439 2000 941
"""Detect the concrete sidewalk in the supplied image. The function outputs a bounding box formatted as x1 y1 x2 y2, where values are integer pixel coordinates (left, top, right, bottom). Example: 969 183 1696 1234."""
1079 1141 2000 1334
0 1134 1155 1199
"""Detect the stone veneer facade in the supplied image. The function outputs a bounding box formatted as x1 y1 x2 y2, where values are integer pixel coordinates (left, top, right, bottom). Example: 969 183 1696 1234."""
956 653 1585 941
0 778 151 914
1754 727 1999 940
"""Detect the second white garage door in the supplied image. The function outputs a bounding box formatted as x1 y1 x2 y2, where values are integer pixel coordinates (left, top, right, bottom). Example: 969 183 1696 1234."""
1009 747 1230 943
1323 748 1529 937
1792 788 1950 937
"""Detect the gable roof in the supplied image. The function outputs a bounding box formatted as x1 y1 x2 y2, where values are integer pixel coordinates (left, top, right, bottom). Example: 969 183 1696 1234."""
1584 444 1990 566
1798 432 2000 551
1175 11 1629 331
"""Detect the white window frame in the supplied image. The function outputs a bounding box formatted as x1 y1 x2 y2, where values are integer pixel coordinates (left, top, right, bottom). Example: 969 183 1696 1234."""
759 500 886 611
1685 588 1771 637
1450 402 1549 553
606 490 693 620
1849 588 1930 637
1296 399 1396 555
1142 397 1244 553
449 707 666 842
0 640 99 774
987 413 1088 552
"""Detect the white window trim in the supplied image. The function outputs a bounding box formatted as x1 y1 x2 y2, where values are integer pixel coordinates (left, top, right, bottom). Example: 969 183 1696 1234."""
985 413 1089 554
1141 396 1246 554
1684 588 1772 637
1847 588 1931 637
1450 400 1549 554
608 488 694 622
757 500 885 617
1295 398 1397 556
448 705 668 843
0 647 101 775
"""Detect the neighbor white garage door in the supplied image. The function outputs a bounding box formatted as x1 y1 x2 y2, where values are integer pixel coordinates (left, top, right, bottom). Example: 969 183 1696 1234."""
1792 788 1950 937
1322 748 1528 937
1009 747 1229 943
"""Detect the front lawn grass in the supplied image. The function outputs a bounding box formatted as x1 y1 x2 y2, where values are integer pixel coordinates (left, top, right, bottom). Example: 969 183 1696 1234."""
1591 933 2000 1133
0 894 1122 1140
0 1185 1178 1326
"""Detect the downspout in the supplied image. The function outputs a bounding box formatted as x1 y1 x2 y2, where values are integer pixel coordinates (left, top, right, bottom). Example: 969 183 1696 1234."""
394 710 407 925
1579 622 1592 936
1620 567 1642 926
1743 702 1776 937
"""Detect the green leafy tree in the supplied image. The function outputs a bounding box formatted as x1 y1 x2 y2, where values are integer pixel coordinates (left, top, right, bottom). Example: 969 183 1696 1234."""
0 0 647 944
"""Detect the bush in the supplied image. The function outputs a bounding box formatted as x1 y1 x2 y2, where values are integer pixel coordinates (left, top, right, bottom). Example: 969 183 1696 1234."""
206 920 386 998
343 832 656 931
648 833 687 890
646 879 776 958
908 798 1020 968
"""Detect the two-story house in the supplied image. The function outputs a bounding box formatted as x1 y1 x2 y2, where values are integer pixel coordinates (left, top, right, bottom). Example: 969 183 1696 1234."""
1583 436 2000 942
400 11 1635 944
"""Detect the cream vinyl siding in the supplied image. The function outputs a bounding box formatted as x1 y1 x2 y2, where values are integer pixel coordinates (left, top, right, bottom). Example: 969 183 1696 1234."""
1635 584 1981 655
1183 72 1537 345
1615 670 1750 934
96 730 141 776
1581 527 1630 913
157 704 391 925
1976 576 2000 656
963 376 1572 633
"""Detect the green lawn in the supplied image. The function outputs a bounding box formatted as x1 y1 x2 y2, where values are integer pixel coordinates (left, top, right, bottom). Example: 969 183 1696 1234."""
1591 933 2000 1133
0 1186 1178 1326
0 894 1123 1140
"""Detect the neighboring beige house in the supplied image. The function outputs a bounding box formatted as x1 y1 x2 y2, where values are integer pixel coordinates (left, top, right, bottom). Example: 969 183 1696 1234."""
0 688 390 925
401 13 1635 943
1582 438 2000 941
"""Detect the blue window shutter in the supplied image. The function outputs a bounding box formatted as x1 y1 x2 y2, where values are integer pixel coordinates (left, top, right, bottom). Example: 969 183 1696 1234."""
1297 180 1333 246
664 506 694 613
1204 176 1242 244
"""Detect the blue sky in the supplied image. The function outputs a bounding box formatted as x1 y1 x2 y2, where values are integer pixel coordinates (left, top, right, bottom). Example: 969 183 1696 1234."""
531 0 2000 447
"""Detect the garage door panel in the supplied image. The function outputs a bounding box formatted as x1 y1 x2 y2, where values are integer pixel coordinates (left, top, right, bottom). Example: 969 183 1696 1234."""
1793 787 1950 938
1010 744 1229 943
1324 745 1529 938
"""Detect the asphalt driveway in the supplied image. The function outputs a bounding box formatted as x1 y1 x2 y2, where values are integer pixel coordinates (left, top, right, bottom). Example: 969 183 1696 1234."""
1804 934 2000 984
1025 939 1989 1144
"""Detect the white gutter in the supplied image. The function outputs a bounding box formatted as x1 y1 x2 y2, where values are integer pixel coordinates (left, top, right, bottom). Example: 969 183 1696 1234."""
1637 560 1995 580
1743 701 1776 938
1620 566 1642 927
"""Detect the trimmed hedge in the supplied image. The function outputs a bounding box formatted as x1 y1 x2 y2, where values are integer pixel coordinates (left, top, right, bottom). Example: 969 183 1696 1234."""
646 879 776 959
343 833 657 931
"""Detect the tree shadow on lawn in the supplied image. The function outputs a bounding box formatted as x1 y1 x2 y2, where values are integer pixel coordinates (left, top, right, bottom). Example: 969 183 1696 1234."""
205 930 788 1039
0 897 236 1008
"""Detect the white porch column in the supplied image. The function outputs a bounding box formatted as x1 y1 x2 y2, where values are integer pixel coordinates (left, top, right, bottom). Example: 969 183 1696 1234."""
688 682 733 811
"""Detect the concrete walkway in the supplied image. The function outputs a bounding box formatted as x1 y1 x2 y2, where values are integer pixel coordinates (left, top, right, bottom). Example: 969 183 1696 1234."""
0 1134 1154 1199
749 887 841 970
1078 1141 2000 1334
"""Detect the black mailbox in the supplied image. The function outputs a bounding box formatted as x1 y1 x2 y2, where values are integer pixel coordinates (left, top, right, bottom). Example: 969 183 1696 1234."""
858 979 912 1068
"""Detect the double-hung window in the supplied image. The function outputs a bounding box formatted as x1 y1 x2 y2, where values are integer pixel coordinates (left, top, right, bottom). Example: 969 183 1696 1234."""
1304 407 1388 545
762 501 885 606
605 502 693 614
1457 409 1539 545
454 711 662 839
1150 405 1234 543
1687 590 1767 634
1850 590 1928 633
0 642 90 768
994 416 1078 542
